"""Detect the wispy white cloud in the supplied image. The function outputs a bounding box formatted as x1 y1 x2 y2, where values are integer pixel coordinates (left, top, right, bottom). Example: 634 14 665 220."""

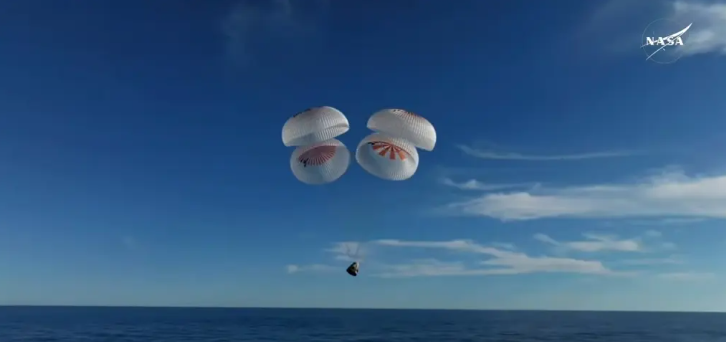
536 230 677 256
658 271 716 281
286 242 359 274
456 145 635 161
491 242 517 250
532 233 559 245
620 256 684 265
649 232 679 252
446 169 726 221
286 264 299 273
534 233 642 253
643 230 662 238
376 259 472 278
286 264 336 274
289 236 701 278
631 218 707 226
672 0 726 57
326 242 364 262
371 239 622 277
660 241 678 250
290 229 694 278
440 178 534 191
575 0 726 59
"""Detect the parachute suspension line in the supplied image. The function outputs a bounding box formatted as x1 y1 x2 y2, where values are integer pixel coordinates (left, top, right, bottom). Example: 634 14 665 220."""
342 242 353 260
344 243 352 258
343 241 363 262
353 242 362 262
352 242 367 264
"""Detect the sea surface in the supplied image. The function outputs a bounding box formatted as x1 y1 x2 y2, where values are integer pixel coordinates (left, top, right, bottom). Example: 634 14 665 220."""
1 306 725 341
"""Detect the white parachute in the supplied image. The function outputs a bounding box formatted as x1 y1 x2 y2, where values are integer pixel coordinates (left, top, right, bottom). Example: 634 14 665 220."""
290 139 350 185
282 106 350 185
356 108 435 181
281 106 436 184
355 133 419 181
367 108 436 151
282 106 349 147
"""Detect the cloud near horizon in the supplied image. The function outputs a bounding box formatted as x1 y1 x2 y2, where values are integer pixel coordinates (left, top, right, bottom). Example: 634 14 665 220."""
440 178 536 191
657 272 716 281
619 256 684 266
456 145 636 161
291 239 622 278
286 264 336 274
534 231 676 255
534 233 643 253
287 233 700 279
371 239 621 278
445 168 726 221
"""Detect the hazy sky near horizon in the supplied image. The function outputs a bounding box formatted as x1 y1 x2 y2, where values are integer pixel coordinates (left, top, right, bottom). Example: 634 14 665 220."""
1 0 726 311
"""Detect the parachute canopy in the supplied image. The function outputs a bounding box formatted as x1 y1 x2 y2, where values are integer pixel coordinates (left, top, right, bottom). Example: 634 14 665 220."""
356 133 419 181
290 139 350 185
367 108 436 151
282 106 349 147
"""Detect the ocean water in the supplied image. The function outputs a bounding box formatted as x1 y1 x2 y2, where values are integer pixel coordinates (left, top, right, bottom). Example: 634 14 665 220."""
1 307 725 341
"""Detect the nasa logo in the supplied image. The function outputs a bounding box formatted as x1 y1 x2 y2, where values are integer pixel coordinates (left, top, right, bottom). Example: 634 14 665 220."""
645 36 685 47
641 18 692 64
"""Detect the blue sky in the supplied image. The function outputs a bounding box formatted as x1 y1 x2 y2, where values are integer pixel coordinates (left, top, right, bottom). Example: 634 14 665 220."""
1 0 726 311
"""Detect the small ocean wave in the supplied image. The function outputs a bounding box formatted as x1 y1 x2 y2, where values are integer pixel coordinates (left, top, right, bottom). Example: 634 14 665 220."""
1 307 725 342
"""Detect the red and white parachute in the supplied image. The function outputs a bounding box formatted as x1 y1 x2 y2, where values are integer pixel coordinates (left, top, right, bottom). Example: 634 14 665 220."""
281 106 436 183
355 133 419 181
282 106 351 184
366 109 436 151
290 139 350 185
356 108 436 181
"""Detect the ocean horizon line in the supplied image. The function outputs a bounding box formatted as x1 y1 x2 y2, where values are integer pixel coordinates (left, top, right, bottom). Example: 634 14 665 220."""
0 305 723 314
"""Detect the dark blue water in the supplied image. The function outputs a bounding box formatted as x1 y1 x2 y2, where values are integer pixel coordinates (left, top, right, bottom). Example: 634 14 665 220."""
1 306 725 341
